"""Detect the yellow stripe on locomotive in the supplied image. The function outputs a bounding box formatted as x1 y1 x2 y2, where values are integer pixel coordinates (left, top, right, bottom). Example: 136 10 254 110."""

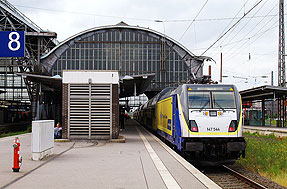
157 96 173 136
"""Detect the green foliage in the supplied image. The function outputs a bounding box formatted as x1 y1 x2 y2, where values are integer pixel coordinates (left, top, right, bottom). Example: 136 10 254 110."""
0 125 31 138
271 119 277 126
244 131 277 139
27 125 32 132
237 132 287 186
274 112 278 118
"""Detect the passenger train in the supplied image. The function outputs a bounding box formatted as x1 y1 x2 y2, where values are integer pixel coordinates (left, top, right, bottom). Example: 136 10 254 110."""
134 84 246 165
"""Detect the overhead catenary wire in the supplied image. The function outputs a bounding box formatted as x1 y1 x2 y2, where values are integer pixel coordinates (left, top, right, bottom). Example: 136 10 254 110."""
210 0 250 52
224 11 278 61
225 22 278 62
14 3 283 23
210 0 270 57
14 4 156 22
222 70 272 79
14 1 276 65
200 0 263 56
178 0 209 41
222 2 278 60
189 24 278 52
163 14 279 22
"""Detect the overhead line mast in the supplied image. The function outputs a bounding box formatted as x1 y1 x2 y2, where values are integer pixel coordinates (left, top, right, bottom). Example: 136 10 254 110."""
278 0 285 87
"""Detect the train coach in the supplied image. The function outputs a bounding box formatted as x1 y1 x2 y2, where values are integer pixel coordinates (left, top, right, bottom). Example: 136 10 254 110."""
134 84 246 165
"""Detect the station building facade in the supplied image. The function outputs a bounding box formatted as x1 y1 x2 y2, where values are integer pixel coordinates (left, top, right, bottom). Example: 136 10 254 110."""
41 22 206 109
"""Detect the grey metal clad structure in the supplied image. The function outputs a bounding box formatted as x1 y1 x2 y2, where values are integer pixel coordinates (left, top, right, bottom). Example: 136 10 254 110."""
41 22 207 99
0 0 39 104
0 0 41 32
62 71 119 139
0 0 57 121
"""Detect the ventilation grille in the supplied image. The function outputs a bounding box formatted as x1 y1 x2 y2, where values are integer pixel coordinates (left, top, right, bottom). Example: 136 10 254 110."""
69 84 111 139
91 85 111 136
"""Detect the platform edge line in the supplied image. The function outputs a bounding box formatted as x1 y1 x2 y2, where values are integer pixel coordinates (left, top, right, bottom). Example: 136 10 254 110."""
136 126 181 189
143 127 221 189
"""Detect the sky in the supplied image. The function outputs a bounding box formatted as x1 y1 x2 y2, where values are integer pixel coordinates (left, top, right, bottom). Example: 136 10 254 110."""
8 0 281 91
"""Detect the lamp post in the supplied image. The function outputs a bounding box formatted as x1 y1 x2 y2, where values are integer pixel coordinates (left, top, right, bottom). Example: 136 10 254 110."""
155 20 166 59
155 20 166 87
154 20 166 37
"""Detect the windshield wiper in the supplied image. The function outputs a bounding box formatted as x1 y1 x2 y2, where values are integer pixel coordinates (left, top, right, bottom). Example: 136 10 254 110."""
214 101 225 112
199 101 210 112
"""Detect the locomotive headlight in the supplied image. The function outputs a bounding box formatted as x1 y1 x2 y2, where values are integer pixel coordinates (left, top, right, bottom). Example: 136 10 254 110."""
228 120 238 132
189 120 198 132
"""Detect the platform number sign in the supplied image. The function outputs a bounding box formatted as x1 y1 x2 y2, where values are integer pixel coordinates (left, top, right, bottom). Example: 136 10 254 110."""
0 31 25 57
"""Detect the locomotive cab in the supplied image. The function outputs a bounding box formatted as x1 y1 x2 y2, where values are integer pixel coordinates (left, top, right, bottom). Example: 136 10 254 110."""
182 85 246 165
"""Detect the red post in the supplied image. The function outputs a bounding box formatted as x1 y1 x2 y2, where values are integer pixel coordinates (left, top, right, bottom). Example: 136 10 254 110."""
12 137 21 172
208 65 212 76
220 52 223 83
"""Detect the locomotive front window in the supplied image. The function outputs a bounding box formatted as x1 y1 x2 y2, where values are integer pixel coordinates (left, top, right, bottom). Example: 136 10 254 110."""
213 92 235 109
188 92 211 109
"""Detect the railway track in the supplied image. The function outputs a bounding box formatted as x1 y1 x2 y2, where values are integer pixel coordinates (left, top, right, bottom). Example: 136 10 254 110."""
202 165 267 189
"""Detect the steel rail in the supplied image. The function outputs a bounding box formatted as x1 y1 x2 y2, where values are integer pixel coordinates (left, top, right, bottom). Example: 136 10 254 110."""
223 165 268 189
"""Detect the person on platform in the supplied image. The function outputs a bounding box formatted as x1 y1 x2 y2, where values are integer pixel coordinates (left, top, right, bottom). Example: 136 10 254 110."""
120 111 125 130
54 122 62 139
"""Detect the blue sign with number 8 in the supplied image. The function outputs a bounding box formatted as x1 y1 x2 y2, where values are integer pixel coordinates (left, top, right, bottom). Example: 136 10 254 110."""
0 31 25 57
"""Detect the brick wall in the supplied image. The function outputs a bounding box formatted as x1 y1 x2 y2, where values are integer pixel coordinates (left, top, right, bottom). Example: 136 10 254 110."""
112 84 119 139
62 84 68 139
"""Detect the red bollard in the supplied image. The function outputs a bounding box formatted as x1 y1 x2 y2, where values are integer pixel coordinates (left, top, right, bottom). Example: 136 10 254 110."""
12 137 22 172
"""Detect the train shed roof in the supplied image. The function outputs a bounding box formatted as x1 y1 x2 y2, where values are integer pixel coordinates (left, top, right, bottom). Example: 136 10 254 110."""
17 72 155 98
240 85 287 101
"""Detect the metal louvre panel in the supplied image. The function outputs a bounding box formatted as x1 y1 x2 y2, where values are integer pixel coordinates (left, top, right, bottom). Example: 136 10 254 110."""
69 84 89 137
91 84 111 136
68 83 111 138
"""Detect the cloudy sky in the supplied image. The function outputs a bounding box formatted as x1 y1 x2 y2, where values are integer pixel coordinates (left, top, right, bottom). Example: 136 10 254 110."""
8 0 280 90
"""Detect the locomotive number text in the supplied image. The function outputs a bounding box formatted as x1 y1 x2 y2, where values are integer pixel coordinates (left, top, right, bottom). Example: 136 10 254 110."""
207 127 220 132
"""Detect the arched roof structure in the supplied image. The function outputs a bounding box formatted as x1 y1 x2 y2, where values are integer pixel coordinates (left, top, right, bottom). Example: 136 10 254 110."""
41 22 208 96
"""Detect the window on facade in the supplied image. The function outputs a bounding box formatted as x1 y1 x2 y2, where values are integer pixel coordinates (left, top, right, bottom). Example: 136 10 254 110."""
51 29 196 106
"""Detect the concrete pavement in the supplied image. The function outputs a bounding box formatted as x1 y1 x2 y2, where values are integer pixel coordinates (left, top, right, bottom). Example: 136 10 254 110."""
0 133 74 188
244 125 287 137
0 120 219 189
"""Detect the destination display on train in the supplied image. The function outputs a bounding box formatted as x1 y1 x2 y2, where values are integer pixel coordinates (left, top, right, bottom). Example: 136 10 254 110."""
0 31 25 57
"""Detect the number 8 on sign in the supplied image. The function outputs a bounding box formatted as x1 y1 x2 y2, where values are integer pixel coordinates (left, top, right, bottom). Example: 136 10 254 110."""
8 32 21 51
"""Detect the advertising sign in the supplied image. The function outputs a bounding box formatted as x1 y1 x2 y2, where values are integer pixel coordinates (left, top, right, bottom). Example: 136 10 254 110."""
0 31 25 57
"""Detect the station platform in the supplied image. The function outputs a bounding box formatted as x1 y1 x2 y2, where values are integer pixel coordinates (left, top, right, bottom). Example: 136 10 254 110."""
243 125 287 137
0 120 220 189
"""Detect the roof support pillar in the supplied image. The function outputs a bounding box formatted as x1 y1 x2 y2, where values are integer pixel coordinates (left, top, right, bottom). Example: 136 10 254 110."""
134 82 137 97
272 92 275 122
35 83 41 120
262 99 265 126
